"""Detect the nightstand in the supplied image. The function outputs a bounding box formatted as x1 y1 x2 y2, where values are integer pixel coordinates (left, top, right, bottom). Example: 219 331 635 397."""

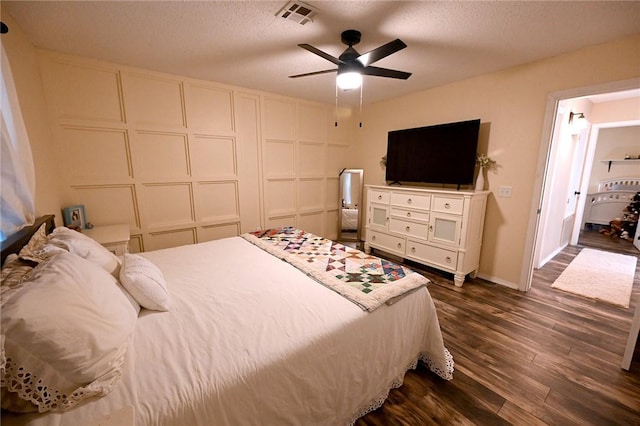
83 224 130 255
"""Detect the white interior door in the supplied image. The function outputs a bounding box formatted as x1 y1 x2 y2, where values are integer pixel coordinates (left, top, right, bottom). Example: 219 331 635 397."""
534 102 592 267
563 127 589 245
566 132 587 216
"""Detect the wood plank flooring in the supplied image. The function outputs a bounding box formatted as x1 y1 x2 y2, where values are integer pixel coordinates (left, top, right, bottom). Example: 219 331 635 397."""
355 230 640 425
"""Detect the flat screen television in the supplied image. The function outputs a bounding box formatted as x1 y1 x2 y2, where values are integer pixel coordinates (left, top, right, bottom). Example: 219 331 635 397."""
385 119 481 186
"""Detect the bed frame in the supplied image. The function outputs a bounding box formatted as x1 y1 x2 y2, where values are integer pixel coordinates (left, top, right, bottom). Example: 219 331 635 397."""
0 215 55 265
582 177 640 229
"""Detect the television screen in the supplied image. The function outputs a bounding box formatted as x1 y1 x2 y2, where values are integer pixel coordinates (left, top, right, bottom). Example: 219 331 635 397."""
385 119 480 186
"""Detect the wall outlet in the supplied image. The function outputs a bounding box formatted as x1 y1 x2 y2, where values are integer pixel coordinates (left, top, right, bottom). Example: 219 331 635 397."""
498 186 513 198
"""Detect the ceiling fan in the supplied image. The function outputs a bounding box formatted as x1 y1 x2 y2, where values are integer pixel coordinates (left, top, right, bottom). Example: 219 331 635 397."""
289 29 411 89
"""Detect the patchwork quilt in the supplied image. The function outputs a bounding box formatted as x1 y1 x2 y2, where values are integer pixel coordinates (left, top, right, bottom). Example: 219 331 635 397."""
242 227 429 311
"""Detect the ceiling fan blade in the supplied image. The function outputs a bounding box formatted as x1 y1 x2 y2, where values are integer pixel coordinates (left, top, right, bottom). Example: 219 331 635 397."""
357 39 407 67
362 66 412 80
289 69 338 79
298 44 344 66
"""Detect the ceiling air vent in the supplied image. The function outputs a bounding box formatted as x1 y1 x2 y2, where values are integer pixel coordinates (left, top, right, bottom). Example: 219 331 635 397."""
277 1 317 25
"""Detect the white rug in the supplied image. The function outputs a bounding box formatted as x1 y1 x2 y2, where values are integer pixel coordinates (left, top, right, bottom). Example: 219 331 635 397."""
551 248 637 308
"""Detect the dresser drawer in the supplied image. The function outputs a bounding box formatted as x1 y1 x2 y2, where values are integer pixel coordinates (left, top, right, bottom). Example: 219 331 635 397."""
368 230 405 255
390 192 430 209
405 240 458 271
389 218 429 240
390 207 429 223
432 196 464 214
369 189 390 204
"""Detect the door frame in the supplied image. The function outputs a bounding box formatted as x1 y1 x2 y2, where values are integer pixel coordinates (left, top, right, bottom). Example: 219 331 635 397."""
520 77 640 292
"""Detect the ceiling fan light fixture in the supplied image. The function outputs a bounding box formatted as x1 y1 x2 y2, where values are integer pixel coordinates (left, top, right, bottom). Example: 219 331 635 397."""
336 72 362 90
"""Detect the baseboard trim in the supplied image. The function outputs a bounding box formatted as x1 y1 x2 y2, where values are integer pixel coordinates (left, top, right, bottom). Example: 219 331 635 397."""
476 273 520 291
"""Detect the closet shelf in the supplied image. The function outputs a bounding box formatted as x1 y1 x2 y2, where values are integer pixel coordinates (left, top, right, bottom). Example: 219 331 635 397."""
601 159 640 172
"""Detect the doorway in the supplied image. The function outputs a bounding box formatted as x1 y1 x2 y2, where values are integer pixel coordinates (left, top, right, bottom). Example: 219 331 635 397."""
522 78 640 292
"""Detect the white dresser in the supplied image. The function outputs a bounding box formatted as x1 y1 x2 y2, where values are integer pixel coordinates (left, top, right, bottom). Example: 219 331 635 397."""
364 185 489 287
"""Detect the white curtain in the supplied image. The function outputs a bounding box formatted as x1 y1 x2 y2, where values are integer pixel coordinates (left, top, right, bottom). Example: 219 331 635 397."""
0 42 36 242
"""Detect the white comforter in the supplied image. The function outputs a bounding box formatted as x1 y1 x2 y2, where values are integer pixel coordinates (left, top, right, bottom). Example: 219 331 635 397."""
3 236 451 426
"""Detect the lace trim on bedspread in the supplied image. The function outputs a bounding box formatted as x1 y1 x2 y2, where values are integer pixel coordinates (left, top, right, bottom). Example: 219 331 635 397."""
421 348 454 381
346 348 454 425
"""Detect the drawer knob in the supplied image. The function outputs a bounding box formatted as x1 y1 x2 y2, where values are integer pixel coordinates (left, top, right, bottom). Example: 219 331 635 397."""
406 212 411 217
378 195 382 200
445 203 450 209
397 243 402 248
372 235 376 241
411 247 416 253
407 198 412 204
446 256 452 263
429 225 433 231
405 226 410 232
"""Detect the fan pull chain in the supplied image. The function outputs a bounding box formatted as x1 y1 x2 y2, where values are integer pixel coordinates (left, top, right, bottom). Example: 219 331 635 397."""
334 82 339 127
359 81 363 128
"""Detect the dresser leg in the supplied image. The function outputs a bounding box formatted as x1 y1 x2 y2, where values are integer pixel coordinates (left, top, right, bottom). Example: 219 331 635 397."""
454 273 465 287
364 242 371 254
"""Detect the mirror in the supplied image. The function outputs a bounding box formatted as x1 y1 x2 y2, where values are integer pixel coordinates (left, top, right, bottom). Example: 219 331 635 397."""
338 168 364 242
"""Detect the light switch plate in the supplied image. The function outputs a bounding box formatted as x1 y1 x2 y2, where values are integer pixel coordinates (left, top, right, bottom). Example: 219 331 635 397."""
498 186 513 198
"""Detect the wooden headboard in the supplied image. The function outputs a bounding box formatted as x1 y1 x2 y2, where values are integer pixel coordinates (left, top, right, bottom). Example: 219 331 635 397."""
0 215 56 265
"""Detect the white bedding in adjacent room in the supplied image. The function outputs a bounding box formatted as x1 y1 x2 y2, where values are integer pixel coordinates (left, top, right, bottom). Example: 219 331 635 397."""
2 236 451 426
341 208 359 230
582 177 640 228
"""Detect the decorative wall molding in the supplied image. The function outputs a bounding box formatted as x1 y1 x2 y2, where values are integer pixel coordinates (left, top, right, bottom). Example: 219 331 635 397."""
140 182 195 229
39 51 355 250
70 184 140 230
40 58 125 123
123 72 186 128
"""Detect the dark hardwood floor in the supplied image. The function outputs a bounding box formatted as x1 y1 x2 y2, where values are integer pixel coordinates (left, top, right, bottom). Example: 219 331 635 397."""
355 230 640 425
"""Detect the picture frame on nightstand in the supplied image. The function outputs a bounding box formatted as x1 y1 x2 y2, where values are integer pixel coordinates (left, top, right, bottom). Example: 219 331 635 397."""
62 205 87 229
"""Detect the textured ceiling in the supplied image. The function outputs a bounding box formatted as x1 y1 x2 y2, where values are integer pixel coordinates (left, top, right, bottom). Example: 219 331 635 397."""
3 1 640 106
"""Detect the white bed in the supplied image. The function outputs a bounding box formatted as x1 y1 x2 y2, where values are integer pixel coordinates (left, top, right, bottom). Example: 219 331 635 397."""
582 177 640 228
1 219 452 426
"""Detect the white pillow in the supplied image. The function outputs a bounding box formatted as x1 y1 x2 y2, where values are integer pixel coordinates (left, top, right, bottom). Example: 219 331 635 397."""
48 227 120 276
1 252 138 413
120 253 170 311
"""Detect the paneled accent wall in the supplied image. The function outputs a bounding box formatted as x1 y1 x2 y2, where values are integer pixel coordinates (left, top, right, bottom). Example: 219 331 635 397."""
37 51 353 251
261 98 352 238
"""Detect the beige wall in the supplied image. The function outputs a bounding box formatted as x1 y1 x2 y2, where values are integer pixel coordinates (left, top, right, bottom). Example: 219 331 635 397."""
591 97 640 124
587 96 640 193
355 34 640 288
590 126 640 192
32 51 355 251
3 10 355 251
1 13 61 222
